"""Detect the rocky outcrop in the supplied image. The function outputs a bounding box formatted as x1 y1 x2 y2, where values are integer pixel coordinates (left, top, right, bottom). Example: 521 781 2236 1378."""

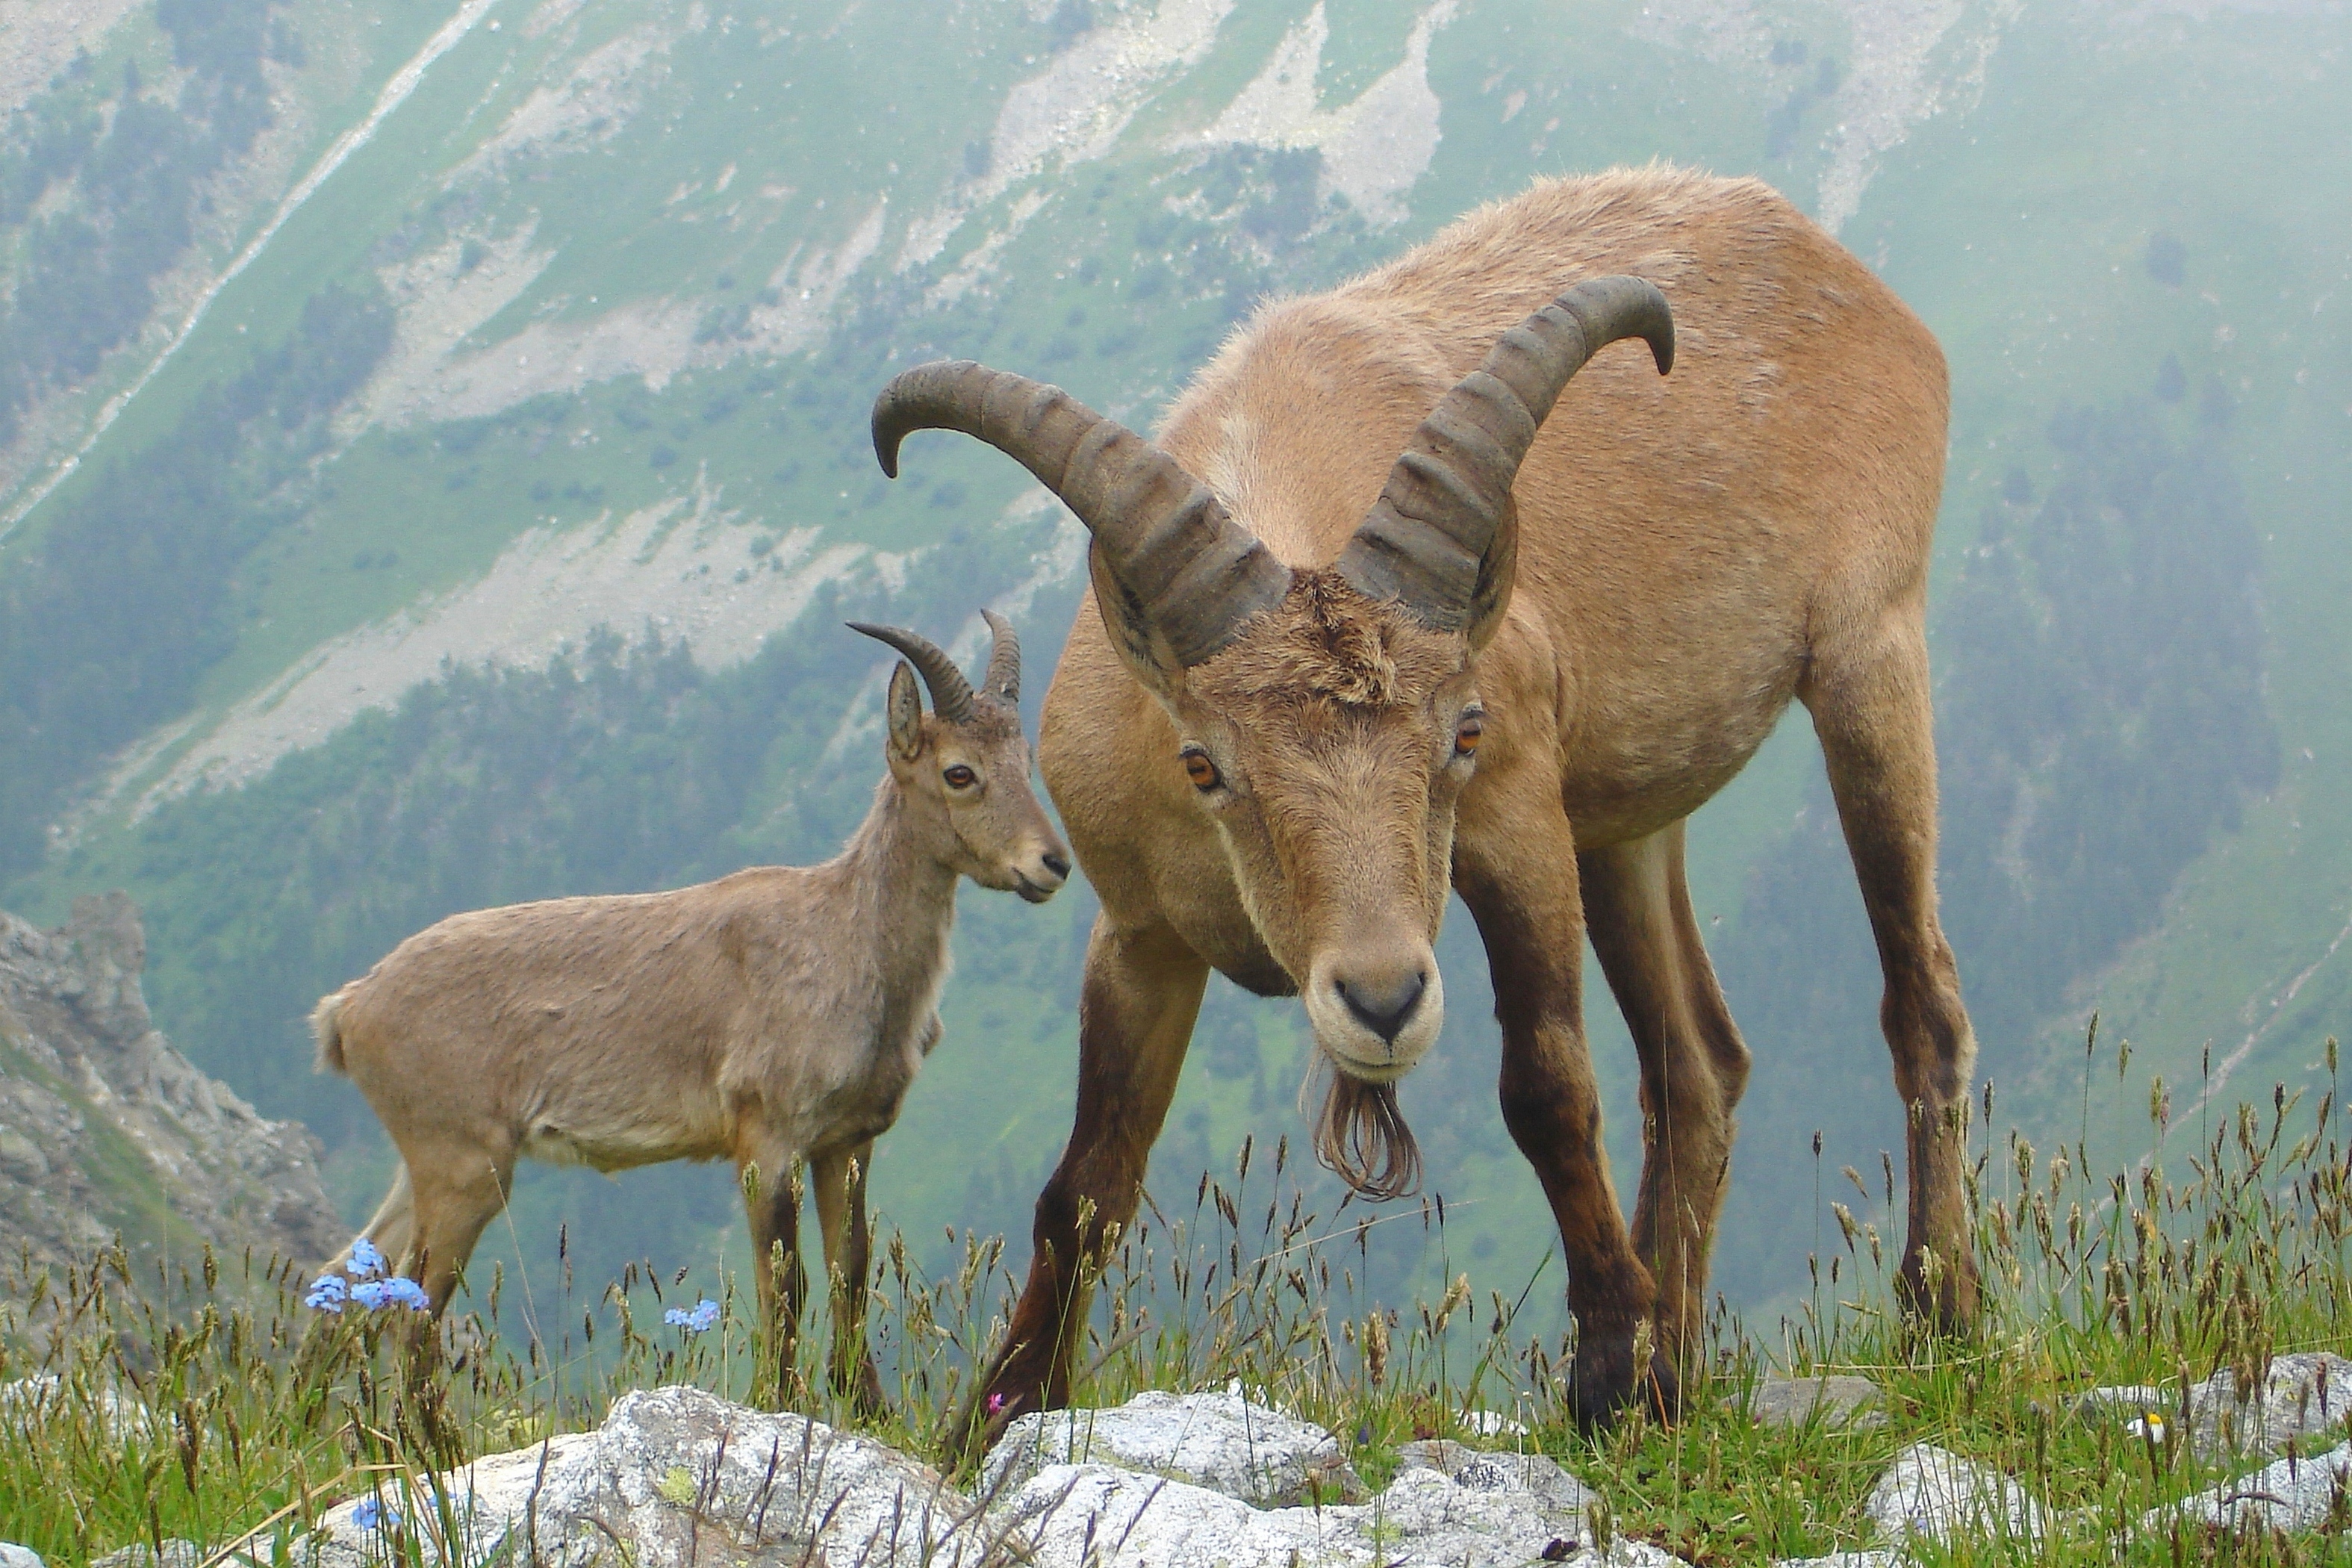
0 892 343 1281
279 1386 1652 1568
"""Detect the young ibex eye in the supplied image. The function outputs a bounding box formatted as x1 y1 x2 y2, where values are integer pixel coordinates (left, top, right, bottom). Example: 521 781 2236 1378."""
942 765 977 790
1180 747 1221 792
1454 712 1484 758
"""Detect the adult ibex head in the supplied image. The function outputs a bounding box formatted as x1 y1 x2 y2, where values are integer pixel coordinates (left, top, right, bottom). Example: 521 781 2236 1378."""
875 279 1670 1169
848 612 1068 904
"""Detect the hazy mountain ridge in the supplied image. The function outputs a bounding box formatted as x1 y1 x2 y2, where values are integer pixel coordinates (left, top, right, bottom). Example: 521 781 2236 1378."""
0 0 2343 1310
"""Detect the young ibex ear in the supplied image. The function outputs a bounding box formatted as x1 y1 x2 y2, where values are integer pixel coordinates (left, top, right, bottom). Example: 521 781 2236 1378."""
886 662 925 759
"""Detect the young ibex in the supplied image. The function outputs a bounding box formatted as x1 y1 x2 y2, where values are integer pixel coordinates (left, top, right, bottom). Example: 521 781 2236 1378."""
874 167 1979 1443
312 614 1069 1404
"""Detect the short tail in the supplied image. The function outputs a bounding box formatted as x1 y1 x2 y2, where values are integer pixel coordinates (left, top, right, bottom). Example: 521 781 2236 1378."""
311 992 350 1075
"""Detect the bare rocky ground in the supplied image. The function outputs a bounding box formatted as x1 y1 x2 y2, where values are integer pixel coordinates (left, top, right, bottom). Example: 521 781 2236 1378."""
10 1366 2350 1567
0 893 344 1286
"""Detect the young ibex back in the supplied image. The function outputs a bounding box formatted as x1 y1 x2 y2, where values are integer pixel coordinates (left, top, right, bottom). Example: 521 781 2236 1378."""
313 614 1068 1405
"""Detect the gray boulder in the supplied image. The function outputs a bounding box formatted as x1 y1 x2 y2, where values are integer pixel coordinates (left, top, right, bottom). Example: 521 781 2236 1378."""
1 1545 47 1568
983 1390 1363 1506
2147 1438 2352 1537
2076 1351 2352 1461
1747 1375 1887 1431
1866 1443 2046 1546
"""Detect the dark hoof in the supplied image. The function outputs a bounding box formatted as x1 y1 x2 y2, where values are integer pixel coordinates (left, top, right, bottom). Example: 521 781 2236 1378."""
1896 1250 1981 1338
1569 1331 1682 1432
948 1375 1045 1472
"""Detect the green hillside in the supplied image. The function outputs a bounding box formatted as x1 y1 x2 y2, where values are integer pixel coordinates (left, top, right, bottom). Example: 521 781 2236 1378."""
1 0 2345 1324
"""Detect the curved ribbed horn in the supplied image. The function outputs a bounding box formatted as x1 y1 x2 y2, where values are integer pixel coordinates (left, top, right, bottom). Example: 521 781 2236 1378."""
1335 276 1674 631
980 609 1020 703
874 361 1292 667
847 622 975 723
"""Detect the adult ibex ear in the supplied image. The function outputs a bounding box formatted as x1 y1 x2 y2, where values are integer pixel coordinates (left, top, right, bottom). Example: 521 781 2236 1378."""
1086 544 1187 703
1463 497 1519 653
886 662 925 760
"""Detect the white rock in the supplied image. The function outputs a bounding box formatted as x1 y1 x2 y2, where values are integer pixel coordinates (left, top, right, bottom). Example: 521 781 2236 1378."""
1 1544 48 1568
1867 1443 2046 1546
1463 1408 1532 1438
89 1546 199 1568
2150 1437 2352 1537
298 1385 988 1567
995 1434 1616 1567
995 1457 1624 1568
0 1376 154 1445
983 1389 1363 1507
2077 1352 2352 1460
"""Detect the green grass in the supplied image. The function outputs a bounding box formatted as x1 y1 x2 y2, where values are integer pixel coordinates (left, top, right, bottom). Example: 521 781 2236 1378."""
8 1040 2352 1564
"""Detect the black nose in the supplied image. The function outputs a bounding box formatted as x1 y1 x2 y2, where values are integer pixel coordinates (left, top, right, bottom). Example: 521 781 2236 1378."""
1337 971 1427 1045
1042 852 1071 880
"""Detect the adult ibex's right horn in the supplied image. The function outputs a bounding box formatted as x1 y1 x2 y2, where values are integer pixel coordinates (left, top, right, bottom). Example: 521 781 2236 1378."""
1337 276 1673 635
873 361 1292 668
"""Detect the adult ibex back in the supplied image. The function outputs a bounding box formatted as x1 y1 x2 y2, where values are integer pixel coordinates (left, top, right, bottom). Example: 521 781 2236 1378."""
313 615 1068 1407
877 167 1978 1442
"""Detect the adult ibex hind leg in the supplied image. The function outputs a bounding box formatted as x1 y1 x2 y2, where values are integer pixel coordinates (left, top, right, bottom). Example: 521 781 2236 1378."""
1579 821 1752 1387
1803 611 1981 1332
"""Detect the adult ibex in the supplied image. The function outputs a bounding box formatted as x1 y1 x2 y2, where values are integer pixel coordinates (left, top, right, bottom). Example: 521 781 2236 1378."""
312 615 1069 1407
877 168 1977 1439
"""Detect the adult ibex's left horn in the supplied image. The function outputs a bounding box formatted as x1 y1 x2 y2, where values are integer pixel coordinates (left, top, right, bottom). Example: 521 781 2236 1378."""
980 609 1021 703
872 361 1292 667
1337 276 1673 633
847 622 975 721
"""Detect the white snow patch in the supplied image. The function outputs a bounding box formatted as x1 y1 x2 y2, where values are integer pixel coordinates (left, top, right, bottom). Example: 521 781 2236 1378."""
140 481 865 809
897 0 1237 273
1194 0 1460 225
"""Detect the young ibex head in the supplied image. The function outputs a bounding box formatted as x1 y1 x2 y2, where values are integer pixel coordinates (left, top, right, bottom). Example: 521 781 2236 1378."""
849 614 1071 903
872 279 1670 1191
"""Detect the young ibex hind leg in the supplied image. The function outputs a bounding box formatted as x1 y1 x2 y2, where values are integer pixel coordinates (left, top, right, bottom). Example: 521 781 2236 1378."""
1805 615 1981 1333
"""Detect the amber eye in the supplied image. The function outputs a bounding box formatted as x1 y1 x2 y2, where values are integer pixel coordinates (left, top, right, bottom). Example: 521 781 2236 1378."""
1454 713 1484 757
1180 748 1222 791
943 765 977 790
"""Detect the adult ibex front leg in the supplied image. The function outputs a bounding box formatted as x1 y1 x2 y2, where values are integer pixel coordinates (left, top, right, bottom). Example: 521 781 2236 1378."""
1580 821 1752 1390
954 917 1207 1459
1455 768 1677 1428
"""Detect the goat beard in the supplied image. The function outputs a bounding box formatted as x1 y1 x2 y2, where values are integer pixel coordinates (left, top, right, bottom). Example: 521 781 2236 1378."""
1301 1051 1423 1201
